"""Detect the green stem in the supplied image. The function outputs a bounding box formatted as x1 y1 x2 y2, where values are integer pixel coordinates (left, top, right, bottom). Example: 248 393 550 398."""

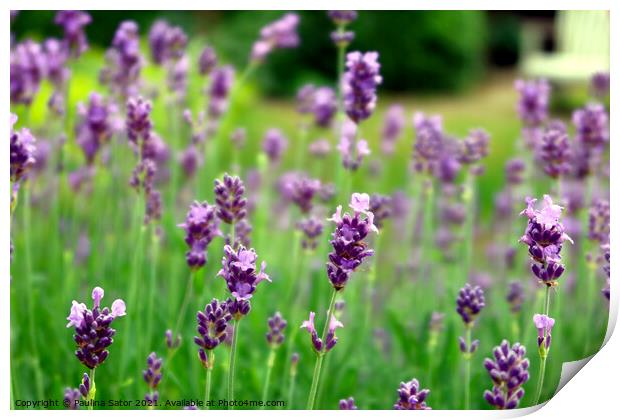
534 285 552 404
173 271 196 342
147 229 159 351
261 348 277 408
228 318 241 408
287 363 298 408
204 350 214 410
463 171 475 285
89 368 96 410
464 326 472 410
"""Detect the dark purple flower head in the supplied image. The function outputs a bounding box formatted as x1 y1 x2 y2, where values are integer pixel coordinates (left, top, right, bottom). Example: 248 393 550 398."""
506 282 524 313
327 193 378 291
339 397 357 410
76 93 118 165
64 387 80 409
100 21 143 99
573 103 609 149
198 46 217 76
208 66 235 119
10 40 46 105
459 129 490 164
537 124 572 178
328 11 358 25
343 51 382 123
337 119 370 170
218 244 271 308
514 79 550 127
297 216 324 250
519 195 573 285
505 158 526 185
148 20 187 65
10 114 36 183
456 283 485 325
262 129 288 164
214 173 247 224
369 194 392 229
588 198 610 243
194 299 232 367
251 13 300 62
483 340 530 409
54 10 91 57
301 312 343 353
591 71 610 98
143 352 163 404
66 286 126 369
381 105 405 155
393 378 431 410
178 201 221 270
266 311 287 347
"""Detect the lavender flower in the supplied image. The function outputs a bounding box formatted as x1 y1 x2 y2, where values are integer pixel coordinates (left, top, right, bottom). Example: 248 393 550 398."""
312 87 338 127
251 13 300 62
381 105 405 155
506 282 524 313
194 299 232 368
412 112 444 174
165 329 181 350
343 51 382 123
262 129 289 164
126 96 152 147
520 195 573 285
327 193 378 291
143 352 163 404
214 174 247 224
266 311 287 347
178 201 221 270
369 194 392 229
393 378 431 410
43 38 70 109
456 283 485 325
148 20 187 65
591 71 610 98
10 114 36 183
533 314 555 352
339 397 357 410
537 124 572 178
54 10 91 57
514 79 550 127
64 387 80 409
505 158 526 185
66 287 126 369
483 340 530 409
309 139 331 158
328 11 358 25
289 175 321 213
337 119 370 170
297 216 324 250
331 31 355 47
100 21 143 99
75 93 117 165
602 244 610 300
573 103 609 149
300 312 343 353
231 218 253 249
459 129 490 165
588 198 610 243
208 66 234 120
79 372 91 399
10 40 46 105
198 46 217 76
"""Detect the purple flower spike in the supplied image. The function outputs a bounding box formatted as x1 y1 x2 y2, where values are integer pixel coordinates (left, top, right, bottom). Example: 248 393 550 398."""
266 311 287 347
459 129 490 165
519 195 572 286
393 378 432 410
179 201 221 270
337 120 371 170
327 193 378 291
339 397 357 410
64 387 80 409
591 72 610 97
297 216 324 250
533 314 555 351
506 282 524 313
214 173 247 224
573 103 609 148
328 11 358 25
505 158 526 185
75 93 118 165
483 340 530 409
208 65 235 120
456 283 485 325
143 352 163 404
537 124 572 178
198 46 217 76
100 21 143 99
412 112 444 175
289 174 321 214
588 198 610 244
369 194 392 229
515 79 550 127
126 96 152 146
148 20 187 65
10 114 37 183
55 10 91 57
251 13 300 62
66 287 126 369
79 372 91 399
10 40 46 105
381 105 405 155
343 51 382 123
194 299 232 367
262 128 288 164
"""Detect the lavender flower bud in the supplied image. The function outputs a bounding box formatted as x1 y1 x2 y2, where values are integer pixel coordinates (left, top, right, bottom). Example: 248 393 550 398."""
198 46 217 76
533 314 555 352
514 79 550 127
339 397 357 410
483 340 529 409
165 329 181 350
590 72 610 98
10 114 36 183
459 129 490 164
337 120 371 170
79 372 91 399
506 282 524 313
262 129 288 164
573 103 609 148
381 105 405 155
301 312 343 353
194 299 232 367
54 10 91 57
148 20 187 65
331 31 355 47
412 112 444 174
75 93 117 165
369 194 392 228
266 311 287 347
393 378 431 410
100 21 143 99
588 198 610 243
178 201 221 270
10 40 46 105
343 51 382 123
214 173 247 224
505 158 526 185
297 216 324 250
456 283 485 325
208 66 234 120
537 124 572 178
143 352 163 403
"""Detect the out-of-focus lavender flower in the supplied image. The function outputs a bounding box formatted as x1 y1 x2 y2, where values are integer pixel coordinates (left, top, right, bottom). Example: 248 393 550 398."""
297 84 316 114
381 105 405 155
573 103 609 149
167 54 189 102
533 314 555 351
76 93 117 165
289 175 321 214
505 158 526 185
10 114 36 183
251 13 300 62
483 340 530 409
194 299 232 367
297 216 324 250
339 397 357 410
214 173 247 225
64 387 80 409
412 112 443 175
75 232 91 266
43 37 70 91
55 11 91 57
470 271 492 290
537 124 572 178
313 87 338 127
143 352 163 404
198 46 217 76
393 378 431 410
327 193 378 291
506 282 524 313
262 128 288 164
429 312 445 336
338 119 370 170
165 329 181 350
514 79 550 127
369 194 392 228
126 96 152 145
309 138 331 158
66 287 126 369
148 20 187 65
319 182 336 202
328 11 358 25
230 127 246 149
459 129 490 165
602 244 610 300
10 40 46 105
179 201 221 270
218 245 270 317
591 71 610 98
588 198 610 243
435 140 463 183
520 195 573 285
301 312 343 353
266 311 287 347
208 65 235 120
331 31 355 47
456 283 485 325
100 21 143 99
343 51 382 123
